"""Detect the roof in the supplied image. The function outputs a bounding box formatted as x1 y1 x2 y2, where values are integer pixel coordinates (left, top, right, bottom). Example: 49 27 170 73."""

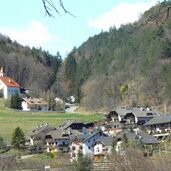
0 76 20 87
29 123 56 139
23 98 47 105
83 131 104 142
59 120 84 130
95 136 113 146
46 129 69 140
112 107 161 118
144 115 171 126
125 131 158 144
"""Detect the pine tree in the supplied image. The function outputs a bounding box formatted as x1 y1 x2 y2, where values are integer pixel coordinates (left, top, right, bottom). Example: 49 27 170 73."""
11 127 26 151
10 92 22 109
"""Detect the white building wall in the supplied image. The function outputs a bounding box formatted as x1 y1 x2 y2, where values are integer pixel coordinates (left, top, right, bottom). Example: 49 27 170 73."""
118 115 122 122
22 101 30 111
0 81 7 99
94 144 112 156
70 142 82 161
94 144 103 155
30 138 34 146
82 132 104 156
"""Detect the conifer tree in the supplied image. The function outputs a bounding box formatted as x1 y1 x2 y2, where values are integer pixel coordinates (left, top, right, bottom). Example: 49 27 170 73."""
11 127 26 151
10 92 22 109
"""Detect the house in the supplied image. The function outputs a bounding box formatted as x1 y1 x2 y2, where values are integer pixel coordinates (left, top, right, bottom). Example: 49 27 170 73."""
106 107 160 125
82 131 106 156
144 115 171 141
104 122 123 137
29 123 56 146
45 129 69 152
124 130 159 156
93 136 113 160
70 131 107 161
0 67 20 99
125 131 158 146
144 115 171 133
59 120 86 131
22 98 48 111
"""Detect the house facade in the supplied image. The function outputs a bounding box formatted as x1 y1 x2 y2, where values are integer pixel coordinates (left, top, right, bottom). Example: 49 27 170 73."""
93 136 113 157
29 123 56 146
22 98 48 111
0 67 20 99
45 129 69 152
144 115 171 135
106 107 160 125
70 131 107 161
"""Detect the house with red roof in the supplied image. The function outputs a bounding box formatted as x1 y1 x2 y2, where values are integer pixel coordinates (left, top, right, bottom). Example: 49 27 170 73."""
0 67 20 99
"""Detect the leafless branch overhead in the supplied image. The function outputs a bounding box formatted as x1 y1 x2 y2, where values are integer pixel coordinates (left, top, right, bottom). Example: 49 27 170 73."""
41 0 75 17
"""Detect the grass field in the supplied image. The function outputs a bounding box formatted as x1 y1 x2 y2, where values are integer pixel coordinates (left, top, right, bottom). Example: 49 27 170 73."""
0 99 102 143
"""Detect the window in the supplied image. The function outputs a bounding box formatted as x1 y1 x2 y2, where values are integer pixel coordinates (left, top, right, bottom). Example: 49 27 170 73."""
88 146 90 150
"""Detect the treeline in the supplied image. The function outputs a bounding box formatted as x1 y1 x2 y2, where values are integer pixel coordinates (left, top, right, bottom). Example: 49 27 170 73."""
63 1 171 112
0 34 65 98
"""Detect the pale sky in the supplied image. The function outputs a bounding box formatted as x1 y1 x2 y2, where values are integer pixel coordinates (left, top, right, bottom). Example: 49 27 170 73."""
0 0 161 57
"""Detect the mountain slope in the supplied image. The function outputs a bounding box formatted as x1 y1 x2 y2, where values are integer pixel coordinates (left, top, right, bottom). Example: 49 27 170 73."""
64 1 171 112
0 34 62 98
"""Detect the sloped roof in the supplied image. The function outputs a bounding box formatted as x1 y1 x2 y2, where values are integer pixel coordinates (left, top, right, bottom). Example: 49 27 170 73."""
95 136 113 146
83 131 104 142
113 107 161 118
144 115 171 126
0 77 20 87
60 120 84 130
29 123 56 139
126 131 158 144
23 98 47 105
46 129 69 140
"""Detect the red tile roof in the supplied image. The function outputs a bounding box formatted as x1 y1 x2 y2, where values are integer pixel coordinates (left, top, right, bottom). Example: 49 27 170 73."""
0 77 20 87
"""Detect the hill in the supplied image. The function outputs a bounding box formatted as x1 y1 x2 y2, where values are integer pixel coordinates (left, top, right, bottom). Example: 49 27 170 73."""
0 34 63 98
63 1 171 112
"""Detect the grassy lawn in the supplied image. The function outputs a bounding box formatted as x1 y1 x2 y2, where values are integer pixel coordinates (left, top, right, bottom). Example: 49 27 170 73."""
0 99 102 143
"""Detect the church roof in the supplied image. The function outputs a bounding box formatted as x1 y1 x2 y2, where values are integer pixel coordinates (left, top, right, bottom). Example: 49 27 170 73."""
0 77 20 87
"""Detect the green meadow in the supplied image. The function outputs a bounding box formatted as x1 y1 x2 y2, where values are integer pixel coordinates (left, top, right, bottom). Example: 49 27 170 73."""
0 99 102 143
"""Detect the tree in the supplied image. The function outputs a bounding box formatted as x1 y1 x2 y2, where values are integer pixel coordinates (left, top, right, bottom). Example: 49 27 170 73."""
41 0 74 17
0 136 7 153
11 127 26 151
10 92 22 109
73 153 92 171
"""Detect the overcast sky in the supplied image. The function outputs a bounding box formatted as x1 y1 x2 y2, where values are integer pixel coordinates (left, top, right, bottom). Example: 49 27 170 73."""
0 0 161 57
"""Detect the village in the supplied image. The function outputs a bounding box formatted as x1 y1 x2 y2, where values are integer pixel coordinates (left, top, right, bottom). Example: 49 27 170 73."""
0 67 171 171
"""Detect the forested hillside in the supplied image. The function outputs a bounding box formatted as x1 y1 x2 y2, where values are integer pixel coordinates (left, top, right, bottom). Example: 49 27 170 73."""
0 34 63 98
63 1 171 112
1 1 171 112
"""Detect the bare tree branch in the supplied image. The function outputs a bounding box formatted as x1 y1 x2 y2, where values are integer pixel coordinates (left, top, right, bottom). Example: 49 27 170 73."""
41 0 75 17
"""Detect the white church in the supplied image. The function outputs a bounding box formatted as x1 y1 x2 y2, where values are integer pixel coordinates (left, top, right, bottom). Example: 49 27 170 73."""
0 67 20 99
